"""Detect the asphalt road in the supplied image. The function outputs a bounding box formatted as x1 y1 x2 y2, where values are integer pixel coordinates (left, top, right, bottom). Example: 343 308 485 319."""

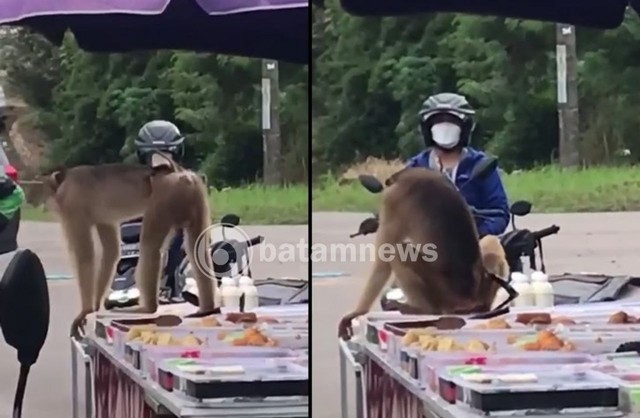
0 221 308 418
311 211 640 418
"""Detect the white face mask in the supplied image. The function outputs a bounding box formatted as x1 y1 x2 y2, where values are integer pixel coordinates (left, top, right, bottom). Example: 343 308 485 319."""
431 122 461 149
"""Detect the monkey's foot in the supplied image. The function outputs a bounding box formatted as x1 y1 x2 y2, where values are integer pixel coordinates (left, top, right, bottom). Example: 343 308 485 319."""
185 307 222 318
70 310 93 340
111 305 157 314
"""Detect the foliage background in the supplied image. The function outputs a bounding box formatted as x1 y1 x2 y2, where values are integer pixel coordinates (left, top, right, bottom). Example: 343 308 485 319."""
312 2 640 174
0 28 308 188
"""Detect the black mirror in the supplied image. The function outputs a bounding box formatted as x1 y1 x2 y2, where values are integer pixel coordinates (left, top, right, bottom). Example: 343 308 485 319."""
350 216 379 238
469 157 498 181
358 174 384 194
220 214 240 226
0 249 50 418
510 201 532 217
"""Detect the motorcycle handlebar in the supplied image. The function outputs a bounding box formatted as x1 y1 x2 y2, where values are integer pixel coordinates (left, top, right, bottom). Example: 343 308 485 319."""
531 225 560 240
244 236 264 247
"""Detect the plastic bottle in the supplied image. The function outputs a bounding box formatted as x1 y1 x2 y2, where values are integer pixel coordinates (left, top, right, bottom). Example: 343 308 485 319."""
238 276 259 311
213 280 222 308
510 272 534 308
530 271 555 308
220 277 239 309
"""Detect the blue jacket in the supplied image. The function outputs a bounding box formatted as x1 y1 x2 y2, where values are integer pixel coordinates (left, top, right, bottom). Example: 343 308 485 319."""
406 147 510 237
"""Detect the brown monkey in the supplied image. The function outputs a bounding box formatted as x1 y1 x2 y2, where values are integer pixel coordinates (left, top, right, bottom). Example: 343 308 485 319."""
42 158 217 339
338 168 505 339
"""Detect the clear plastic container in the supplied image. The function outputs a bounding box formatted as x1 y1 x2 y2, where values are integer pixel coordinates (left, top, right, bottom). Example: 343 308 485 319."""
140 346 299 382
419 351 594 393
453 369 620 414
158 357 308 399
618 381 640 414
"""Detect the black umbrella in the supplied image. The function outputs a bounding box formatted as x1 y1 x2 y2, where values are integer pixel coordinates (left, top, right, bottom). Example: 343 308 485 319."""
317 0 631 30
0 0 308 64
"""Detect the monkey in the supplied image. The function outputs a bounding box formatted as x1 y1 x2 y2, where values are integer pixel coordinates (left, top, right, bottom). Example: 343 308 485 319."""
338 167 508 340
42 155 218 339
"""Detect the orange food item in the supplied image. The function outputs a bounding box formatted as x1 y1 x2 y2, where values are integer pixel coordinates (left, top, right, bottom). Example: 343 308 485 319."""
523 342 541 351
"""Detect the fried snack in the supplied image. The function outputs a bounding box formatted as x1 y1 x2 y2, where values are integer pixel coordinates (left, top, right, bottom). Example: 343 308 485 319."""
181 334 202 346
200 316 222 327
520 330 575 352
466 340 490 352
609 311 630 324
538 331 564 351
551 316 577 325
230 328 277 347
126 325 157 341
486 318 511 329
402 328 436 346
436 337 456 352
516 313 551 325
226 312 258 324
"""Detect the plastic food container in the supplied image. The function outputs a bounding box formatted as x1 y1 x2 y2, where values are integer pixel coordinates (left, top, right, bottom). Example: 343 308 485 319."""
394 329 538 375
157 357 308 399
419 352 595 394
139 346 300 381
453 370 620 414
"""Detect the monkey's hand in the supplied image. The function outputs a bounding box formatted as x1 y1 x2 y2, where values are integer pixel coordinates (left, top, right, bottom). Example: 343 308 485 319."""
185 307 222 318
338 310 367 341
70 310 92 340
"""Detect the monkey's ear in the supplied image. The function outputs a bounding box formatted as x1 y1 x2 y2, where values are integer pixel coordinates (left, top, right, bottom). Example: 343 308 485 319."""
41 170 65 193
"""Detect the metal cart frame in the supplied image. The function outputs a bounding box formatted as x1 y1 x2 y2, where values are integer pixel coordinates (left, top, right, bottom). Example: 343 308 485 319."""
338 339 366 418
71 338 95 418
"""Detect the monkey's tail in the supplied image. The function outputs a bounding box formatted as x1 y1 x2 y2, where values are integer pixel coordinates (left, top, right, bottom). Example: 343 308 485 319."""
12 364 30 418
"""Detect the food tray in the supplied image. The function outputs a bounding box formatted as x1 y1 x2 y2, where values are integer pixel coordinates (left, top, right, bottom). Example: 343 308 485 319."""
453 370 620 413
389 328 538 370
158 357 309 399
139 346 299 381
419 352 595 393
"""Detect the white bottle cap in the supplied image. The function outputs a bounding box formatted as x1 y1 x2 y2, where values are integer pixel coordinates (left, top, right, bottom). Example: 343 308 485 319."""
238 276 254 287
221 277 236 287
531 271 547 282
511 272 528 282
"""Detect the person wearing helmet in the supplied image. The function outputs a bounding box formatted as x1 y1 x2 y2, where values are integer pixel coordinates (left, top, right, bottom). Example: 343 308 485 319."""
406 93 510 238
136 120 187 298
135 120 186 166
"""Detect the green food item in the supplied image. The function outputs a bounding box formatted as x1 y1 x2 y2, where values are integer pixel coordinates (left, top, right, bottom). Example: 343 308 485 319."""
447 365 482 376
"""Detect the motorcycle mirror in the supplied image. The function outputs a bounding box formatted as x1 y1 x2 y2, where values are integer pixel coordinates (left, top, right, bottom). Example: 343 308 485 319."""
469 156 498 181
510 201 532 217
220 214 240 226
358 174 384 194
350 216 380 238
0 249 50 418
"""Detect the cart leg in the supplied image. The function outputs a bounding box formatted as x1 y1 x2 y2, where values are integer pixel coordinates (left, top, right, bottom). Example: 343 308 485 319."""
71 339 79 418
355 369 364 418
340 346 349 418
85 357 93 418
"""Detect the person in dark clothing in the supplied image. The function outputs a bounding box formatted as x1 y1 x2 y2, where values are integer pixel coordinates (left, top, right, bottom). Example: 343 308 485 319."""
405 92 510 238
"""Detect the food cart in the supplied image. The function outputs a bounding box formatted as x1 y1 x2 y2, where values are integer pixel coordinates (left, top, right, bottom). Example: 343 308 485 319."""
340 302 640 418
72 304 308 418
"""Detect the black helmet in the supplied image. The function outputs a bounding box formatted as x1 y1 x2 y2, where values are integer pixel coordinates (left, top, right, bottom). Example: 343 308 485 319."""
135 120 185 164
418 93 476 149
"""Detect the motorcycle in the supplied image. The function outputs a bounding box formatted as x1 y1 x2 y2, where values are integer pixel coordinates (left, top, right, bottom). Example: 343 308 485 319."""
105 217 188 309
349 160 561 312
177 214 309 308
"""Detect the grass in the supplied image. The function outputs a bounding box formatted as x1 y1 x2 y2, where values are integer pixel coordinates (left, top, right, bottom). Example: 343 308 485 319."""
312 158 640 213
21 183 309 225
